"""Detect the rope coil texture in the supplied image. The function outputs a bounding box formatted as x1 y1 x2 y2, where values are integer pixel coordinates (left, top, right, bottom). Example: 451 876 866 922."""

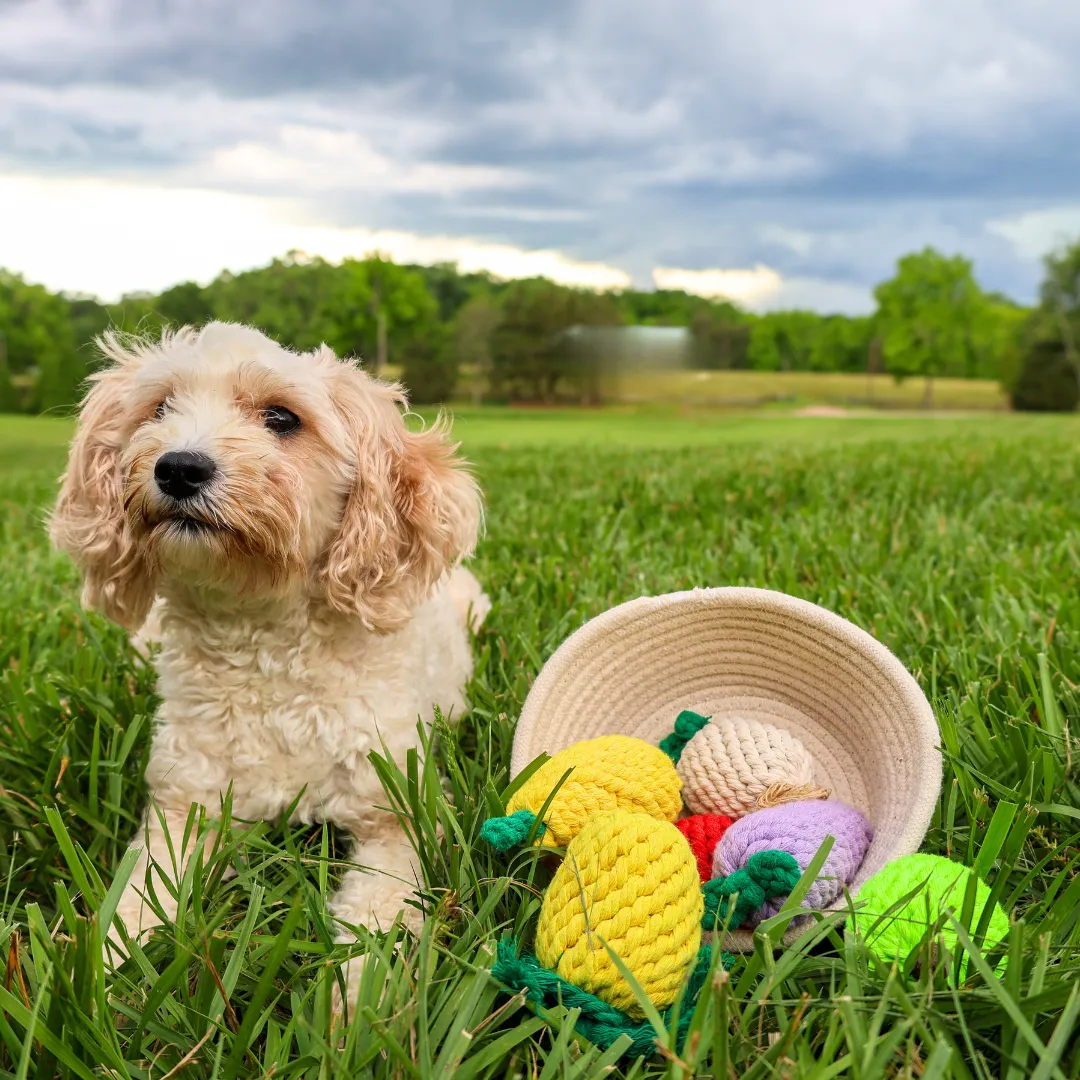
494 735 682 850
702 850 801 930
534 810 703 1017
677 716 816 818
852 853 1010 976
479 809 544 851
713 799 873 925
675 812 734 881
492 939 728 1059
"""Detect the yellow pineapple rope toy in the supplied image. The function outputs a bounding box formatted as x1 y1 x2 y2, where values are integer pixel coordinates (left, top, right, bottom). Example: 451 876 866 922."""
479 735 683 850
492 811 720 1058
484 736 805 1057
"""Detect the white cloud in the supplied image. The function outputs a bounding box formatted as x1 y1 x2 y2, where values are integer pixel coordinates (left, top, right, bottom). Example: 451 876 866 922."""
206 124 526 195
0 173 630 299
652 263 871 314
652 265 783 306
986 206 1080 260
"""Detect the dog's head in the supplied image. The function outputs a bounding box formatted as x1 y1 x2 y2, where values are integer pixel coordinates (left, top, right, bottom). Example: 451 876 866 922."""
49 322 481 632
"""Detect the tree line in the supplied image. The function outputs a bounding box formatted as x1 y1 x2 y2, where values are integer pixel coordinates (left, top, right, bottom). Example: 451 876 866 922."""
2 241 1079 413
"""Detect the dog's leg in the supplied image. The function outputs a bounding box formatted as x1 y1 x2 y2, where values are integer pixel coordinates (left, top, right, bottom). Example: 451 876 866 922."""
328 814 423 1017
447 566 491 632
107 802 214 958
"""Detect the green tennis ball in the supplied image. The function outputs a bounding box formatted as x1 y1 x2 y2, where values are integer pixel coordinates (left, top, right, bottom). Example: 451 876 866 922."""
853 853 1010 975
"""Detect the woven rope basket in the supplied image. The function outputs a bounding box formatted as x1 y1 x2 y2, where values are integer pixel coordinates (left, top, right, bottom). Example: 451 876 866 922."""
511 587 942 950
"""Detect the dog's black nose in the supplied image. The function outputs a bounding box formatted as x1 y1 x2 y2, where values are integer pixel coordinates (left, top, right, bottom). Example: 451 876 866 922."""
154 450 217 500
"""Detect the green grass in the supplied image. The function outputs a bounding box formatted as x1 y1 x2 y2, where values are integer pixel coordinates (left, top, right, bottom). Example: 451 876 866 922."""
2 410 1080 1078
7 408 1077 456
609 369 1008 410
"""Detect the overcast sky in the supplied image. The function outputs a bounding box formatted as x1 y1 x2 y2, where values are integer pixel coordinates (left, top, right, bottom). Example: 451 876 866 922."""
2 0 1079 311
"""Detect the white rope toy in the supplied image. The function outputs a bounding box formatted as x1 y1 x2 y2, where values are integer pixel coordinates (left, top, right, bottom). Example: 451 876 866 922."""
676 716 819 818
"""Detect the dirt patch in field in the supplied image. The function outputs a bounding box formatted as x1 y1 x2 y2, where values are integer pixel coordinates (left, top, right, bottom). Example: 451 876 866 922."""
793 405 851 417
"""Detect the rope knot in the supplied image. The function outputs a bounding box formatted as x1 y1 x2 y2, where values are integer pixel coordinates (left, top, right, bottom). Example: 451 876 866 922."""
702 849 801 931
479 809 543 851
659 710 712 764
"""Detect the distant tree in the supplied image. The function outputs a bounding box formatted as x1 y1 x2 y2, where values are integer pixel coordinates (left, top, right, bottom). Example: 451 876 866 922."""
490 280 621 402
36 341 86 414
0 270 82 412
207 253 342 350
406 262 496 322
0 333 19 413
690 305 752 369
156 281 214 327
873 248 984 408
399 324 458 404
975 298 1030 390
807 315 875 373
1039 239 1080 370
332 256 440 372
66 295 112 355
102 292 169 338
748 311 822 372
454 295 502 405
1012 338 1079 412
618 288 708 326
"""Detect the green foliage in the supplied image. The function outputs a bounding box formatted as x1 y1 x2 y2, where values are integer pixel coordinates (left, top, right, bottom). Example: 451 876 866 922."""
454 295 502 405
617 287 709 326
207 253 352 351
748 311 875 374
3 414 1080 1075
399 324 459 405
1039 238 1080 354
690 304 752 369
1012 339 1080 413
0 346 19 413
981 299 1032 392
65 296 112 368
489 279 622 402
0 271 84 413
156 280 215 327
0 234 1066 417
407 262 500 322
874 249 985 403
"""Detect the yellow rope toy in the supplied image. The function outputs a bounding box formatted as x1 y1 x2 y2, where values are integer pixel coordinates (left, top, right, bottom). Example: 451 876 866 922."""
534 810 704 1015
479 735 683 850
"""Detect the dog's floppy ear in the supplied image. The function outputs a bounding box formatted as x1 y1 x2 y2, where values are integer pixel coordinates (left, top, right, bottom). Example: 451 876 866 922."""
49 336 156 631
319 359 481 633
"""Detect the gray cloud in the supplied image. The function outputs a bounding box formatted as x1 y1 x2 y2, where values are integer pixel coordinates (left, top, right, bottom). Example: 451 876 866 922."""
3 0 1080 307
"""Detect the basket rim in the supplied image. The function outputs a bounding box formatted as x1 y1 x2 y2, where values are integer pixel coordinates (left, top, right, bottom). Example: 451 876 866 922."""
512 585 938 778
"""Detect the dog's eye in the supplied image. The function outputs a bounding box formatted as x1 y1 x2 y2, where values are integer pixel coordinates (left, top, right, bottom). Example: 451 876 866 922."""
263 406 301 435
154 400 168 420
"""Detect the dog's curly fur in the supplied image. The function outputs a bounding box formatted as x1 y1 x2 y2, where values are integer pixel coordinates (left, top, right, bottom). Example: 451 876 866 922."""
49 321 487 991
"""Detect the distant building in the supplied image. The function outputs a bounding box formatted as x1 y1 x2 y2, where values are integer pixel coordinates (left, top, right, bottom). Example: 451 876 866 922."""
566 325 690 371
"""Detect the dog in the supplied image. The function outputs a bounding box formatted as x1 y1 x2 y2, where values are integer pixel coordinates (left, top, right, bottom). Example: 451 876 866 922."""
49 321 486 1000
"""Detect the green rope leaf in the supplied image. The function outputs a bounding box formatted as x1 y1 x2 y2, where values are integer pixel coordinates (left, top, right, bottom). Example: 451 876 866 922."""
703 850 802 930
659 710 712 764
479 809 543 851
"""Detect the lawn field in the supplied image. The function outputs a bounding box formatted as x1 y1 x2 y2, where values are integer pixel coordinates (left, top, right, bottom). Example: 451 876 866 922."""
2 411 1080 1078
610 369 1008 410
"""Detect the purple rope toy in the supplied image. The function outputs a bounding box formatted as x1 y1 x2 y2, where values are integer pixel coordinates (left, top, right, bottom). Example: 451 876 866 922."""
712 799 873 925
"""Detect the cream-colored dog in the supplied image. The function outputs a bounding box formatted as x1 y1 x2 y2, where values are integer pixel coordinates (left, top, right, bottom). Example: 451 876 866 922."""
49 321 486 990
